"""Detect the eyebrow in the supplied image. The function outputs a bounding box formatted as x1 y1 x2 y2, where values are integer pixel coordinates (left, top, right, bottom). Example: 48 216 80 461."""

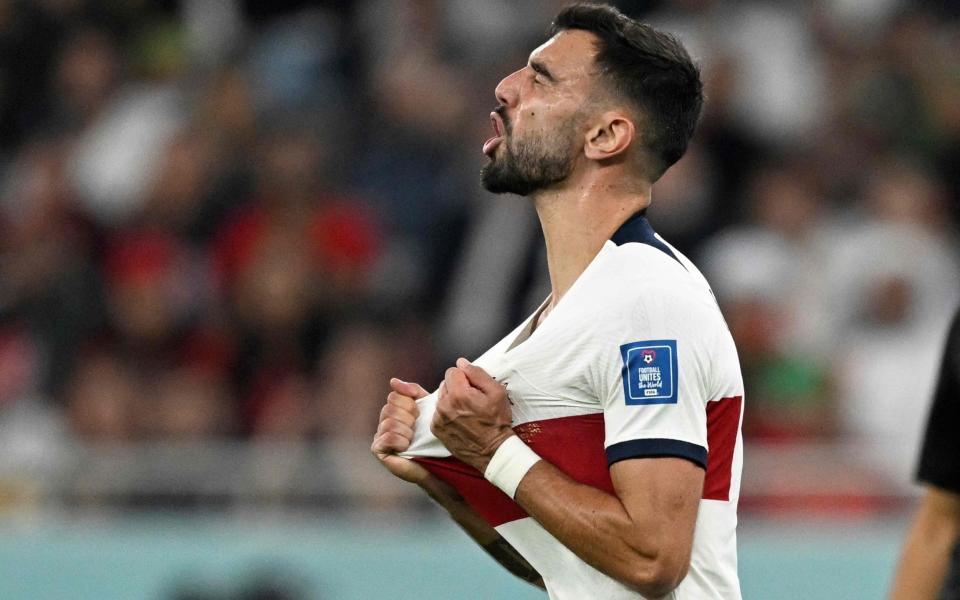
529 59 557 83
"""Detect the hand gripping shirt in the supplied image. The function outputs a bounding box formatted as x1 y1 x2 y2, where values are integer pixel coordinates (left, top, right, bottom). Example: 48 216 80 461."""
402 213 745 600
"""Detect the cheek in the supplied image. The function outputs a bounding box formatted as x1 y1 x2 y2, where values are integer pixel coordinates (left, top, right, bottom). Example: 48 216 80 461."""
515 93 578 137
512 95 548 130
511 110 547 139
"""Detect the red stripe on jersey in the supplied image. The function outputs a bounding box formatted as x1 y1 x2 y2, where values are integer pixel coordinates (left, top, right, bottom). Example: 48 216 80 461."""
414 413 613 527
415 398 742 526
703 396 742 501
414 454 528 526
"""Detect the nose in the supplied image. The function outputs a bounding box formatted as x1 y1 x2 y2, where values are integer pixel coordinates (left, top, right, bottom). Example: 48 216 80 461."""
494 68 522 108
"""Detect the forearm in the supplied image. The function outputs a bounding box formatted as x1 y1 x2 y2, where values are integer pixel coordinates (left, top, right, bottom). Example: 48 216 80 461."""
514 460 684 596
890 487 960 600
418 474 544 589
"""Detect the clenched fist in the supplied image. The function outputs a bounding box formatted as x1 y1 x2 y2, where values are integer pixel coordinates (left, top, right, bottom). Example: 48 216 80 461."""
431 358 515 473
372 378 430 485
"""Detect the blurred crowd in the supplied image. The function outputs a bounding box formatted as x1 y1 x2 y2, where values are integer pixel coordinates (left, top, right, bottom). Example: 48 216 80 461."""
0 0 957 507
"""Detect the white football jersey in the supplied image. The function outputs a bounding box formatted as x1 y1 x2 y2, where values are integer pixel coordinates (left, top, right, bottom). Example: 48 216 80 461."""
402 212 744 600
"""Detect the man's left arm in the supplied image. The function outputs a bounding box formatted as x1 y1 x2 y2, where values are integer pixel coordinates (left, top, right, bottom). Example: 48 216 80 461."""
516 453 702 597
433 359 704 599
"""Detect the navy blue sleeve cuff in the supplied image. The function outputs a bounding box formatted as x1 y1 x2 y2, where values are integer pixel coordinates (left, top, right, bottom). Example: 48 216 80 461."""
606 438 707 469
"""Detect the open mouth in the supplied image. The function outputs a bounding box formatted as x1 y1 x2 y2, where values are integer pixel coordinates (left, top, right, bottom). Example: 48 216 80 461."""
483 111 505 156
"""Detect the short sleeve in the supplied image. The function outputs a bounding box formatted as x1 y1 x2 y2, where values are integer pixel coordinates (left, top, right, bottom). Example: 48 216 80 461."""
594 290 714 470
917 308 960 492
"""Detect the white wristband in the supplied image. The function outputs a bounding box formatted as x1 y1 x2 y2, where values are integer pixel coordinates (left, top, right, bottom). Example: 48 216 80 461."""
484 435 541 499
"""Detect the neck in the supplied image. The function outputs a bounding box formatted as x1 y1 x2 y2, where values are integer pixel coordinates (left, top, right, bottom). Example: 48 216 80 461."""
532 170 651 307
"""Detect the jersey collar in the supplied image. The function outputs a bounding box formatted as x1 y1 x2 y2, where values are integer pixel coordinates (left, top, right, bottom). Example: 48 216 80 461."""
610 210 684 267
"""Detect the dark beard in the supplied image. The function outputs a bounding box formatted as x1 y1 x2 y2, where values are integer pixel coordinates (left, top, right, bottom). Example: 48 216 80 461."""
480 132 575 196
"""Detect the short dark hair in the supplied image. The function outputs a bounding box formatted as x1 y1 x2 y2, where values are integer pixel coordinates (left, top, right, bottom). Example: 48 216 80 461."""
550 3 703 180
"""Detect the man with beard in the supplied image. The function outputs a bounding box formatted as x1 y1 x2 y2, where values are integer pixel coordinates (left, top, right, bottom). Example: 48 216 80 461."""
372 4 744 599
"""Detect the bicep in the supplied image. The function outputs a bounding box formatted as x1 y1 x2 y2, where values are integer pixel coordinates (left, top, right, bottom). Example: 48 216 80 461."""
610 457 704 561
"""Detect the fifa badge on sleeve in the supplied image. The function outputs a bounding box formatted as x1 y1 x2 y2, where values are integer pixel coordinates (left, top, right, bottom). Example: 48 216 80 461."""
619 339 678 405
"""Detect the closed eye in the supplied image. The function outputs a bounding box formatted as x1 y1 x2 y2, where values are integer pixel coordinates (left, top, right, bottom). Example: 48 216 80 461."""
529 60 556 84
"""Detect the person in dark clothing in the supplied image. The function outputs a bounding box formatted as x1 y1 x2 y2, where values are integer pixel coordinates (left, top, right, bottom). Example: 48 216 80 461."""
891 306 960 599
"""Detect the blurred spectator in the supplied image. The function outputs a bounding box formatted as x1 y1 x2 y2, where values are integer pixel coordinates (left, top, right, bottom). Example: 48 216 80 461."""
141 127 237 242
646 142 720 252
829 161 959 487
314 321 396 442
102 229 203 350
652 1 827 144
147 366 235 440
65 351 139 442
68 83 185 226
700 159 839 440
247 7 350 119
437 194 548 362
50 25 121 130
182 0 244 68
211 125 384 434
0 137 102 396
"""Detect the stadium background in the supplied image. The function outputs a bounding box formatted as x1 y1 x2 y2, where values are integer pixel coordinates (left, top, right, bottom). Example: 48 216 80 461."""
0 0 957 598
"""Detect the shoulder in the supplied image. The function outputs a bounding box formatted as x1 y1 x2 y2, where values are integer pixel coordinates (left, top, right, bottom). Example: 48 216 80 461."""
594 242 720 323
564 246 730 387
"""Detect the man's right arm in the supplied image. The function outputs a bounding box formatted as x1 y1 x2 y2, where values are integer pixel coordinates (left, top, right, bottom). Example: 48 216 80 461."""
372 378 544 589
418 471 544 588
891 308 960 599
890 486 960 600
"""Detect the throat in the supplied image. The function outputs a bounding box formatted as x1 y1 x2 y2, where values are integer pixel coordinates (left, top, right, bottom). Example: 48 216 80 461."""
507 298 552 352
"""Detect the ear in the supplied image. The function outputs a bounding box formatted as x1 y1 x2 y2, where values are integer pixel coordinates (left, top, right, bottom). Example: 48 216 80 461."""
583 112 635 161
